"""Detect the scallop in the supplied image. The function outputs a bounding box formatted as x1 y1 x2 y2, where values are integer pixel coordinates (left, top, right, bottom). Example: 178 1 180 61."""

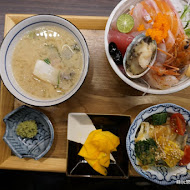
123 33 157 79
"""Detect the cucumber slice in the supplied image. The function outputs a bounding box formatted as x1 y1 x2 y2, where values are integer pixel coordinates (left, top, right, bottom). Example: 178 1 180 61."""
151 112 168 125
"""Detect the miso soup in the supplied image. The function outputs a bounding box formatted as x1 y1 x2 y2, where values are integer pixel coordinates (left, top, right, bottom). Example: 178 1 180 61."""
12 26 83 99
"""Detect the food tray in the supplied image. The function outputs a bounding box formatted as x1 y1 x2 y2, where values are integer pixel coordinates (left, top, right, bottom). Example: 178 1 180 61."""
1 14 190 175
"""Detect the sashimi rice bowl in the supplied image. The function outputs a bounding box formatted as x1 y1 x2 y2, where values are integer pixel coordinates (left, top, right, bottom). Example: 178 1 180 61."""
105 0 190 94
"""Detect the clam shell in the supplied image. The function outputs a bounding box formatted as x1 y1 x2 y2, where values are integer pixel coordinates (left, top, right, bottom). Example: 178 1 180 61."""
123 33 157 79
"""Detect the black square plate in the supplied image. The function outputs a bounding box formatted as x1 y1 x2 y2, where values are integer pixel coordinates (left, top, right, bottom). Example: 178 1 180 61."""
66 113 131 179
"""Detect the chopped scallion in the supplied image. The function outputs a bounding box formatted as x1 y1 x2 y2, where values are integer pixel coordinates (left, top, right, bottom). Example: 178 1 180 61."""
44 58 51 64
57 71 61 88
184 20 190 29
180 5 190 20
185 28 190 37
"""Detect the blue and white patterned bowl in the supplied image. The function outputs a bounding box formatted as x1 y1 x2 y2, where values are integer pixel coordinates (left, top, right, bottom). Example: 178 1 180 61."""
126 103 190 185
0 14 89 106
3 105 54 160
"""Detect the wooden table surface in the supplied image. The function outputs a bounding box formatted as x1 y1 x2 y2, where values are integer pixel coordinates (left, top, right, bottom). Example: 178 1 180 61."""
0 0 120 42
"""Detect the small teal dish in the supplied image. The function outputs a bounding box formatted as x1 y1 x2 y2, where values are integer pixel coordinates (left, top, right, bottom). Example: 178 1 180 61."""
126 103 190 185
3 105 54 160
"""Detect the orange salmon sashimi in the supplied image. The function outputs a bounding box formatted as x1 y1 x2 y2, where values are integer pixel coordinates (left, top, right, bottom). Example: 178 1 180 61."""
142 0 179 38
164 0 185 35
140 0 184 52
154 0 178 37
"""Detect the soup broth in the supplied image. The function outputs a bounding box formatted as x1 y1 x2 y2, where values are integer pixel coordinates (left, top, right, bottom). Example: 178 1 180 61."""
12 25 83 99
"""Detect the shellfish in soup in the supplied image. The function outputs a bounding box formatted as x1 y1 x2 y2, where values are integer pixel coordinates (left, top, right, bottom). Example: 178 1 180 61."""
12 25 83 99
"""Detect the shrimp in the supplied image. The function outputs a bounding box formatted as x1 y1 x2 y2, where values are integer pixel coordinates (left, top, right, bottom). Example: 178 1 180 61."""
165 30 175 52
144 63 179 89
149 36 190 87
156 42 167 63
144 70 179 89
168 37 190 68
149 62 180 76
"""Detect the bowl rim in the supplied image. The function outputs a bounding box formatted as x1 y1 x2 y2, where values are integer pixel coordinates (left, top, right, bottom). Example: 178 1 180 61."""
104 0 190 94
0 14 90 106
126 103 190 185
3 105 54 160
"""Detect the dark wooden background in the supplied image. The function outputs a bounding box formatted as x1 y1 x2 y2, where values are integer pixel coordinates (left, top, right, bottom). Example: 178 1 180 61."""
0 0 120 41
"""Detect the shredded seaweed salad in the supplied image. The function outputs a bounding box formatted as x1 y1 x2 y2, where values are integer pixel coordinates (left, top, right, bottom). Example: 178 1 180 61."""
135 138 158 165
135 112 190 168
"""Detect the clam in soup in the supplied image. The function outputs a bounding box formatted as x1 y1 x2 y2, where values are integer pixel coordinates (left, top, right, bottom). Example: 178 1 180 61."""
12 26 83 99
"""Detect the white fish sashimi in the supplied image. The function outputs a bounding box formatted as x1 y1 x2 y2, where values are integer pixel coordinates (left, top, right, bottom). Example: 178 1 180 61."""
130 3 152 32
33 60 59 86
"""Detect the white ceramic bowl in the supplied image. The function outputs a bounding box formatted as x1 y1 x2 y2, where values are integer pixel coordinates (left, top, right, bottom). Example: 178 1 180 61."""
126 103 190 185
0 15 89 106
104 0 190 94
